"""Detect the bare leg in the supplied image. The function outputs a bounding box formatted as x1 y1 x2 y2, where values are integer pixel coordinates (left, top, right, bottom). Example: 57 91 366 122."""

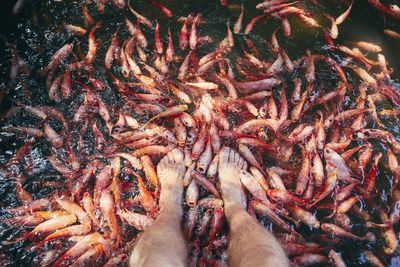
218 147 289 267
129 149 187 267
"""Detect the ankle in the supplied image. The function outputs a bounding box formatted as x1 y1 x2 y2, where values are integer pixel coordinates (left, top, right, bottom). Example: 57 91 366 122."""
224 202 246 221
159 203 183 219
160 184 183 209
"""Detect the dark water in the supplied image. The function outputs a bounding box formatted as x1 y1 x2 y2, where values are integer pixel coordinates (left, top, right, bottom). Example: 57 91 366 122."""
0 0 399 266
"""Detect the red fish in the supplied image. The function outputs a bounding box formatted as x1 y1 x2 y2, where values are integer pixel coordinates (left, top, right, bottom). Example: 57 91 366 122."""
154 21 163 54
148 0 173 17
179 18 189 50
39 44 73 76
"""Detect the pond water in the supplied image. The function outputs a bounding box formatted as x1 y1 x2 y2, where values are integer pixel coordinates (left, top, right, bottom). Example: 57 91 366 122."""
0 0 399 266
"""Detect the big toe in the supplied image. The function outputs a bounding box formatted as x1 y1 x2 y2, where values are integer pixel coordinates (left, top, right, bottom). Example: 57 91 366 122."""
170 148 184 164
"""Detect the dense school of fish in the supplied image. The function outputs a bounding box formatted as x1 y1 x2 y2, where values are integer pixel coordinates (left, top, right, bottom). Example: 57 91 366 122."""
1 0 400 266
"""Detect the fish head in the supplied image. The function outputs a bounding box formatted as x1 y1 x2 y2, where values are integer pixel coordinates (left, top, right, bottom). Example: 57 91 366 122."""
323 147 335 158
390 5 400 12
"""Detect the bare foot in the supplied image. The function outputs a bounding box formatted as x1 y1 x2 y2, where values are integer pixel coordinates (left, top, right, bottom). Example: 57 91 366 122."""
218 147 247 209
157 148 186 208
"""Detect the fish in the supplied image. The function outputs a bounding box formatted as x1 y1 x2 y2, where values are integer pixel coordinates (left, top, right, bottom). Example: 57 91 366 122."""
82 192 101 229
6 198 51 216
335 0 353 25
256 0 287 10
321 223 375 241
184 206 198 238
99 190 121 240
288 206 320 229
179 18 189 50
384 29 400 39
263 2 300 15
235 78 281 93
154 21 163 54
191 122 207 160
324 147 353 182
354 41 382 53
292 254 329 266
128 4 153 28
25 214 77 240
60 69 71 97
12 0 39 14
52 232 104 266
55 197 91 226
251 200 301 237
141 155 158 188
39 44 74 76
186 180 199 207
3 213 44 227
178 50 193 80
186 82 219 90
64 24 87 36
233 4 244 34
166 28 175 62
70 243 104 267
308 166 338 207
82 5 94 26
244 15 266 35
103 254 128 267
117 210 153 230
236 137 276 153
209 208 224 240
268 189 307 206
324 13 338 39
362 250 385 267
190 14 200 50
295 146 311 195
85 23 102 63
197 210 212 237
93 166 112 204
196 136 212 173
135 23 148 48
43 123 63 148
192 171 221 198
44 224 91 242
146 105 188 126
131 145 172 157
207 155 219 179
240 171 269 203
148 0 173 17
281 16 292 37
354 129 400 153
226 22 234 47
